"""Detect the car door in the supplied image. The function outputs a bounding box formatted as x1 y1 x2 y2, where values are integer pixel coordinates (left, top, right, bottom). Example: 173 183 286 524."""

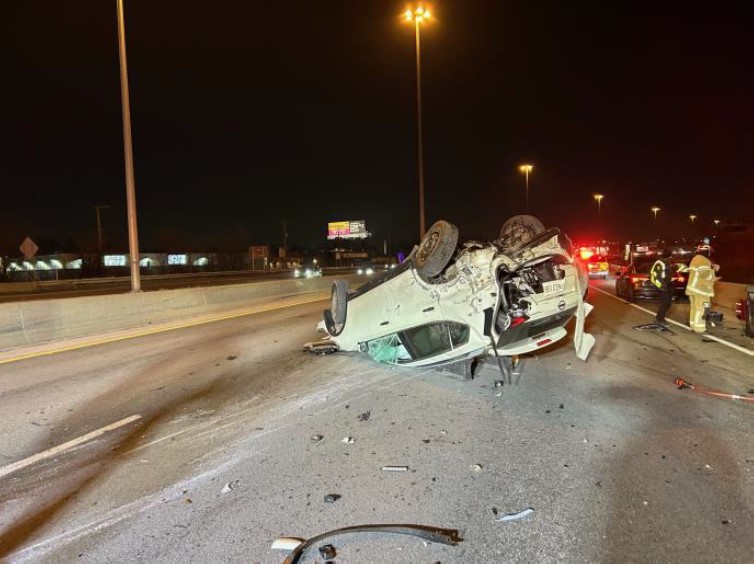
383 269 444 331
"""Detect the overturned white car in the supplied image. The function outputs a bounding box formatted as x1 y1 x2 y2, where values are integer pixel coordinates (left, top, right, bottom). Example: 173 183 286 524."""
311 216 594 369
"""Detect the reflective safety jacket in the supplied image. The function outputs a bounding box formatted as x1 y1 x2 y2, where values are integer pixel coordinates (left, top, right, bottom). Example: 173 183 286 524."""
650 259 672 291
686 254 716 297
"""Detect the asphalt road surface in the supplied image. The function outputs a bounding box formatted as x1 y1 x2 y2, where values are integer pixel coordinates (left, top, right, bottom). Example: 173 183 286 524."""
0 280 751 562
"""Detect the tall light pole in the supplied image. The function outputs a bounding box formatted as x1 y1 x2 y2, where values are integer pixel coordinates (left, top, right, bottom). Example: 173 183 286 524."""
519 164 533 213
404 6 431 239
93 204 111 255
593 194 604 241
116 0 141 292
593 194 604 216
651 206 660 235
689 214 697 224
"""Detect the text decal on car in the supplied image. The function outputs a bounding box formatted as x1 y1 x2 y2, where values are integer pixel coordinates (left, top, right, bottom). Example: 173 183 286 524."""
543 280 565 295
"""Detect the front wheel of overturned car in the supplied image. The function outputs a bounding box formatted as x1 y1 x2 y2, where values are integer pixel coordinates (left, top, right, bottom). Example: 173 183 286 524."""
414 220 459 282
329 280 349 335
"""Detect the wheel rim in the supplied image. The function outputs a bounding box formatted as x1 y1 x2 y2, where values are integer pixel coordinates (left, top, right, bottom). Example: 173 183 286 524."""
417 230 440 264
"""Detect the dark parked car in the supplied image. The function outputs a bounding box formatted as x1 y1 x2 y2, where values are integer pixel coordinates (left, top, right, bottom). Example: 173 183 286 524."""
615 259 687 302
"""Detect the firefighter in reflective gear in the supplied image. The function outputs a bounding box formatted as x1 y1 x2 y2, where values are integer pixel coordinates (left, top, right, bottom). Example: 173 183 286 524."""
650 255 674 325
685 250 719 333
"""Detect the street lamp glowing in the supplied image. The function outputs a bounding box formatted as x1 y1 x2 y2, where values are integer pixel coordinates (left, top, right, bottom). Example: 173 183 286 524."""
405 5 431 22
519 164 533 213
689 214 697 223
651 206 660 217
403 5 433 239
593 194 604 216
713 219 721 226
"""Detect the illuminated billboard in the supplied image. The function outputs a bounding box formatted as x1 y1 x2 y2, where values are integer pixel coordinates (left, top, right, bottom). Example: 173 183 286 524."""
327 220 369 240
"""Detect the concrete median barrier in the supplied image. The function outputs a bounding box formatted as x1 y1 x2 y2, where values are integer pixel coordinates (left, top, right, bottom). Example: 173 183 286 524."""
0 276 360 351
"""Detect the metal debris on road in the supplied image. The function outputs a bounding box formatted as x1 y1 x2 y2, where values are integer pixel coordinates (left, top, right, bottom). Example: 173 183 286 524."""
323 494 341 503
311 434 323 442
471 464 483 472
494 380 504 388
357 411 371 421
381 465 409 472
341 436 355 443
496 507 535 522
280 524 462 564
221 483 233 493
633 322 676 335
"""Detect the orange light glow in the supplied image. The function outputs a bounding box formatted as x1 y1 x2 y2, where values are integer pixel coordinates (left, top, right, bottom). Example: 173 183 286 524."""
579 249 595 260
404 6 431 23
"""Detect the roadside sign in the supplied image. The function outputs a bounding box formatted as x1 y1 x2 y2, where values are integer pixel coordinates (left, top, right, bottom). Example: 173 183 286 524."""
20 237 39 260
249 245 269 259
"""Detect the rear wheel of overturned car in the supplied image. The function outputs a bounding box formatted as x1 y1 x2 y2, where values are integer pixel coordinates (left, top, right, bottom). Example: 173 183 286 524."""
330 280 349 334
414 220 459 282
498 215 546 250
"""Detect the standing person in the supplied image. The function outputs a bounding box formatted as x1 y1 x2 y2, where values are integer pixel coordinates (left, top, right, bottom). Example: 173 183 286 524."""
685 248 719 333
650 251 674 325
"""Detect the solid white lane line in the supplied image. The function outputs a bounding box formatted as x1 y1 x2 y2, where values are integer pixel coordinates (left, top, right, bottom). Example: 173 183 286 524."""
0 414 142 479
591 285 754 357
699 333 754 357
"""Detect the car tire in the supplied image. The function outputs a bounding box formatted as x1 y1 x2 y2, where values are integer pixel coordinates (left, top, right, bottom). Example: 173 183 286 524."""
414 220 459 281
625 286 636 303
330 280 349 334
498 215 546 250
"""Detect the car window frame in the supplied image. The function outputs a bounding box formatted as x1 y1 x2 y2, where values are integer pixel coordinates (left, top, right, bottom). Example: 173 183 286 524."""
398 321 471 362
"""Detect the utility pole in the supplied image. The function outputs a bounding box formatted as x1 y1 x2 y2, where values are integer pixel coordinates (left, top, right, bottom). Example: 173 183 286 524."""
93 205 111 254
282 221 288 267
116 0 141 291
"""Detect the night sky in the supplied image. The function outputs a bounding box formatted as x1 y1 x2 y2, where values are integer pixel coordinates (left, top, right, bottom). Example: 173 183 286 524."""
2 1 752 255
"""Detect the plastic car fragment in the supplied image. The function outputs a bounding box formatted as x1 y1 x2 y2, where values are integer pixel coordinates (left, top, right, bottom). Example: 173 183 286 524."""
495 507 535 522
573 289 595 361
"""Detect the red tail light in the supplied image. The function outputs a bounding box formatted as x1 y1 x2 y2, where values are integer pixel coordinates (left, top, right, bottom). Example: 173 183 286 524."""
510 316 527 328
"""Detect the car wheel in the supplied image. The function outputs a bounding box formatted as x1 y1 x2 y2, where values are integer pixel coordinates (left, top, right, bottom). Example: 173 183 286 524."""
330 280 349 334
414 220 459 281
498 215 546 250
625 286 636 303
